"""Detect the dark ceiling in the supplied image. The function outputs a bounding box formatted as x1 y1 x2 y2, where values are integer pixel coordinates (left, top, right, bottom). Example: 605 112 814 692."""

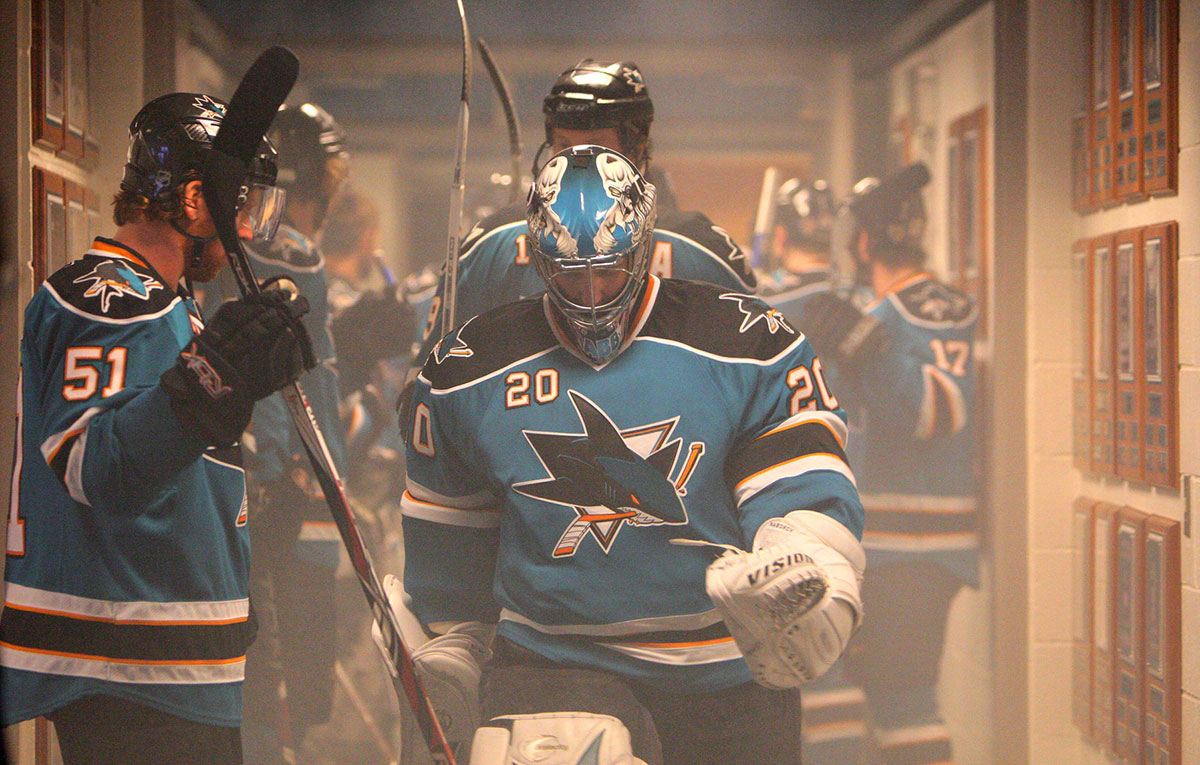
193 0 931 44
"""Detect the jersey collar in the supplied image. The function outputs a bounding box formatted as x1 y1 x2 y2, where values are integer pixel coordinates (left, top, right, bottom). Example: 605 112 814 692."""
543 274 662 370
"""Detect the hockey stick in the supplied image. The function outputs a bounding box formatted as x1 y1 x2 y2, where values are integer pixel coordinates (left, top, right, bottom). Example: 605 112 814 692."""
750 165 779 270
476 37 522 204
201 46 457 765
441 0 471 335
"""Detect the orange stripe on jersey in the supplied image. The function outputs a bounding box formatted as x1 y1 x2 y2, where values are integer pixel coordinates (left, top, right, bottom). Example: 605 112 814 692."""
90 238 150 269
0 641 246 666
1 602 248 627
43 424 87 467
733 451 847 492
757 417 841 447
620 636 735 649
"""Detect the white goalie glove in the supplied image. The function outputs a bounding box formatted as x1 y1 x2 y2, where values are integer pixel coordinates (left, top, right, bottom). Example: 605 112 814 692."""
703 511 864 689
372 574 495 750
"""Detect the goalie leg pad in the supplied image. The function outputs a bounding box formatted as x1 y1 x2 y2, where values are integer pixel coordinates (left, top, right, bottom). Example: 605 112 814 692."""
468 713 647 765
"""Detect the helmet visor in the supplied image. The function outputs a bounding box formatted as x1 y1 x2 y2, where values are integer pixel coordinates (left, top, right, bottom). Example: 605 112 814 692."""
237 182 287 243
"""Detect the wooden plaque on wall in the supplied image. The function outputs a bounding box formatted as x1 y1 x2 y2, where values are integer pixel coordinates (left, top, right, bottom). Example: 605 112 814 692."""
1112 507 1147 759
1142 514 1180 764
1090 502 1118 748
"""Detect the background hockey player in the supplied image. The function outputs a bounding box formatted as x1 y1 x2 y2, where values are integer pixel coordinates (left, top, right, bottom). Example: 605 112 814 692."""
798 163 979 765
758 178 838 327
0 92 313 763
412 58 757 353
390 145 865 764
200 100 356 761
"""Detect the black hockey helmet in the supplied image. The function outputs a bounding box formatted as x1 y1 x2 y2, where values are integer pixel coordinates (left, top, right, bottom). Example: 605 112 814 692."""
849 163 930 265
541 60 654 168
775 178 836 253
268 103 349 201
122 92 278 201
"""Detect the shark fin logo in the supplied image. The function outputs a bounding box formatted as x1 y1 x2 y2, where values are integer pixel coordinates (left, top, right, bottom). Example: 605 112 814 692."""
432 318 475 364
514 390 705 557
74 261 162 313
719 293 795 335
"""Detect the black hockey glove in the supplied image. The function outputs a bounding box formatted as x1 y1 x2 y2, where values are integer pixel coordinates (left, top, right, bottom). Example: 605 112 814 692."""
796 292 889 370
330 290 414 396
161 287 317 447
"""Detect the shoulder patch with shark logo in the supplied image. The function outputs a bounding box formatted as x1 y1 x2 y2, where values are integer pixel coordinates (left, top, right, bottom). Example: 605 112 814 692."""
47 253 173 320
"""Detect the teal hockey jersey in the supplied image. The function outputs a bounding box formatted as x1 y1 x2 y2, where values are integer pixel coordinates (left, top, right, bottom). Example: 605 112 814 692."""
413 204 758 355
201 224 345 567
2 238 252 727
841 273 980 584
402 276 862 694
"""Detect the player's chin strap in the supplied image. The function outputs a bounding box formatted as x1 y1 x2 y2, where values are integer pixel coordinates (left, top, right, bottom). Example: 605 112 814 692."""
170 218 219 270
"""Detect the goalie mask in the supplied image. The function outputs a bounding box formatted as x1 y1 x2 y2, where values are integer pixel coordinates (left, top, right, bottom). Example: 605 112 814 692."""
528 145 657 366
123 92 284 244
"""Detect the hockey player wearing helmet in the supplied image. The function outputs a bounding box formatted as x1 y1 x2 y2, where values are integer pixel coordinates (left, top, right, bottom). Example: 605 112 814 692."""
0 92 314 763
409 58 755 359
797 163 979 765
758 179 840 326
388 146 865 764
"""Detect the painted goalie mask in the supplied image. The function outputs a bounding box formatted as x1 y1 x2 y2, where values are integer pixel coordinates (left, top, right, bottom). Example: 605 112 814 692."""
527 145 657 365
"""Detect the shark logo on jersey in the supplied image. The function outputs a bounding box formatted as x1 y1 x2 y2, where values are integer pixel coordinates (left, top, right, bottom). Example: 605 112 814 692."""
719 293 795 335
432 318 475 363
73 261 163 313
514 390 705 558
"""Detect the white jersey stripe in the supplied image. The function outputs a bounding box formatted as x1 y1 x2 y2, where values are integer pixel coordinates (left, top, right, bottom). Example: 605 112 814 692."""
405 477 497 510
600 636 743 666
734 453 856 506
3 582 249 624
39 406 103 506
858 493 977 512
862 530 980 552
759 409 848 448
0 643 245 685
500 607 724 637
401 490 502 529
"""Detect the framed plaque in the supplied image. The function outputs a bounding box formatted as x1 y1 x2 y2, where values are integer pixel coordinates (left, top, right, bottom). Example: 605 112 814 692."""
1113 231 1141 481
1112 507 1146 759
1072 242 1092 470
1139 222 1176 488
32 167 67 287
61 0 89 159
1142 514 1180 764
1090 236 1116 476
1113 0 1143 199
32 0 67 151
1141 0 1177 195
1072 498 1096 734
1090 502 1117 748
1090 0 1116 207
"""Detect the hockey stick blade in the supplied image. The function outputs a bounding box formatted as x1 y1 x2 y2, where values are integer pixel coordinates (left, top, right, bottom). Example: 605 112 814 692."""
200 47 457 765
213 46 298 165
477 38 522 204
